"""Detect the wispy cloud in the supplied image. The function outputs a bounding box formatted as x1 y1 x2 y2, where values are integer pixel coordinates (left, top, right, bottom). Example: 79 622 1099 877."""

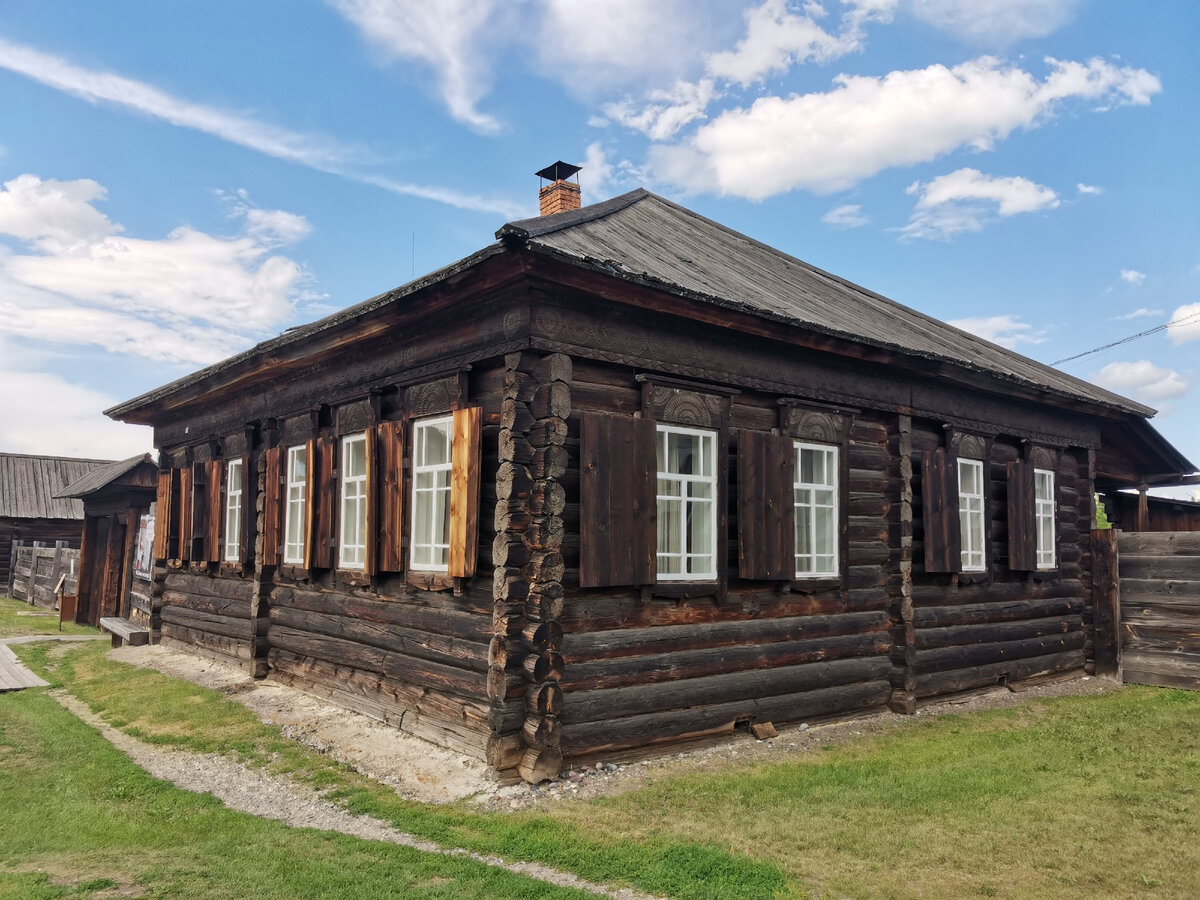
911 0 1080 44
948 314 1047 349
1119 268 1146 285
1091 359 1188 405
1167 302 1200 345
0 37 521 217
1114 307 1163 321
1076 182 1103 195
898 168 1058 240
822 203 870 228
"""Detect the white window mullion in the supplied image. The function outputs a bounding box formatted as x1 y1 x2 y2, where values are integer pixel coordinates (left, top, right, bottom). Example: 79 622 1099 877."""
339 434 368 570
656 424 717 581
958 458 985 572
410 416 453 572
283 445 307 565
795 442 838 577
1035 468 1056 569
223 458 243 562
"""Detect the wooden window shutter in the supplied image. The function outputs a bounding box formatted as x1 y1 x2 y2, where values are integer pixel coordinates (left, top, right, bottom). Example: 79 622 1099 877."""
153 470 173 561
309 436 336 569
178 465 194 562
374 420 405 573
262 446 283 564
240 453 254 565
1007 460 1036 570
190 461 209 562
206 459 222 563
448 406 482 578
364 428 379 575
580 412 657 588
921 448 961 573
737 430 795 580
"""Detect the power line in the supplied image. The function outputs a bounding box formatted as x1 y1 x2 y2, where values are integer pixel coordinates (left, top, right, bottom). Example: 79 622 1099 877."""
1051 308 1200 366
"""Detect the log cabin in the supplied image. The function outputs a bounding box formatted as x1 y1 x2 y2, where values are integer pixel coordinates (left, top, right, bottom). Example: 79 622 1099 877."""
105 164 1196 782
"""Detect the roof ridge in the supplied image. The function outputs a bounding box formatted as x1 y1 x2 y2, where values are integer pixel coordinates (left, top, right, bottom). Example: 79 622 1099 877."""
0 452 118 464
496 188 650 241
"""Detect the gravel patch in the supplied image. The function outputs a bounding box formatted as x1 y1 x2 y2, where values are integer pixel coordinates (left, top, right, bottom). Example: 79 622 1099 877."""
50 688 662 900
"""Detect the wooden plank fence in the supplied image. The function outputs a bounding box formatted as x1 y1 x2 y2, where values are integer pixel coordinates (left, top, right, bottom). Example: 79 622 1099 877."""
1118 531 1200 690
6 541 80 609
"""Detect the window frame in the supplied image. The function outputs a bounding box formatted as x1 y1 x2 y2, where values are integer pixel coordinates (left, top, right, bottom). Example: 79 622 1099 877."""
282 444 308 566
223 458 243 563
655 423 718 582
793 441 839 578
409 414 454 573
339 433 368 571
957 457 986 572
1034 467 1056 570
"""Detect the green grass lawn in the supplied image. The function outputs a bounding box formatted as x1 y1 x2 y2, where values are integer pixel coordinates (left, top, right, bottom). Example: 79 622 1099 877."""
0 594 97 638
10 639 1200 899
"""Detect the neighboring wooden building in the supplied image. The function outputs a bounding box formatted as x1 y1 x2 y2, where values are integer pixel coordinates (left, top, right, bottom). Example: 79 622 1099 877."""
1 452 115 590
1104 491 1200 532
56 454 158 627
107 174 1196 782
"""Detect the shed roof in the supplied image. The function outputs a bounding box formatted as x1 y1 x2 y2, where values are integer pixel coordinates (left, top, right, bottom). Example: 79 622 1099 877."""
55 454 155 500
110 188 1153 423
0 453 117 520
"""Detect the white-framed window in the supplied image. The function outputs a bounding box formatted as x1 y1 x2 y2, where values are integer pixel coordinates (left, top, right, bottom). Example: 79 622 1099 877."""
339 434 368 570
223 458 243 563
795 442 838 577
283 444 307 565
656 425 717 581
410 416 453 571
1035 468 1056 569
958 458 985 572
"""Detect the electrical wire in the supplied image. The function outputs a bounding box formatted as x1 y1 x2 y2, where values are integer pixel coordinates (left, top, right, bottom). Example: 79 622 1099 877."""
1051 308 1200 366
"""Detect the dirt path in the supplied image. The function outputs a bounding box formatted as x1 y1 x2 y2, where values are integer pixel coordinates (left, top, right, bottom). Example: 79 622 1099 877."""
50 688 662 900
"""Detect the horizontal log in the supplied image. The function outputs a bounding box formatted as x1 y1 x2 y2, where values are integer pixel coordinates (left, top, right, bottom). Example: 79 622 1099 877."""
561 680 891 758
1118 532 1200 555
1121 622 1200 655
562 631 892 692
163 571 253 602
272 585 494 641
161 622 251 662
161 590 251 619
268 626 492 699
1119 556 1200 581
910 579 1086 608
1118 578 1200 599
565 611 890 662
563 656 892 724
916 630 1086 675
161 605 260 641
913 615 1083 651
915 649 1084 699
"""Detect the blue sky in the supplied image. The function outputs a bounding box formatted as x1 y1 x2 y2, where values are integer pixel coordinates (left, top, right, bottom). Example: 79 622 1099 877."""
0 1 1196 495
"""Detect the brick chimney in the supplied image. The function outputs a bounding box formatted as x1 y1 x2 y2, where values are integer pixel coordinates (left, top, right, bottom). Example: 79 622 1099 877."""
536 161 582 216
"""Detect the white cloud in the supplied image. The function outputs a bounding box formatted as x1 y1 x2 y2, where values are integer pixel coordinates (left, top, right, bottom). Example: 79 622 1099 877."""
0 343 152 457
948 314 1046 349
603 79 717 141
581 142 614 203
706 0 897 86
898 168 1058 239
1091 360 1188 404
911 0 1080 44
1076 182 1103 195
331 0 502 134
0 174 313 367
1167 302 1200 345
652 56 1161 199
822 203 870 228
0 37 519 216
1119 268 1146 285
1114 307 1164 321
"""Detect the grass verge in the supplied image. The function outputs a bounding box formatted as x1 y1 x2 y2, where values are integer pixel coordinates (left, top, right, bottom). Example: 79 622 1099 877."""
0 595 97 638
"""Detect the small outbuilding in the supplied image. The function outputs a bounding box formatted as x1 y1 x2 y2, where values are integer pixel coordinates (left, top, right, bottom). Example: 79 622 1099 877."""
106 170 1196 782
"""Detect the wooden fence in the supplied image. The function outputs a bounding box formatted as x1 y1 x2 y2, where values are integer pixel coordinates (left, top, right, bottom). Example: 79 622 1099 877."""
6 541 80 609
1118 531 1200 690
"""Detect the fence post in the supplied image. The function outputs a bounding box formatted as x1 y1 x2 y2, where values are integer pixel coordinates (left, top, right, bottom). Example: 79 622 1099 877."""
1092 528 1121 680
6 539 22 598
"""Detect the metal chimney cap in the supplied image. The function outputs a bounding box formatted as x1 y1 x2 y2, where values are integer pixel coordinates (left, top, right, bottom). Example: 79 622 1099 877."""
535 161 581 182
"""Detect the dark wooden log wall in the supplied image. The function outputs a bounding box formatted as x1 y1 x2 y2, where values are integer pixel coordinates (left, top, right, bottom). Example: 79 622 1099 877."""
556 360 894 762
159 568 256 662
899 423 1093 703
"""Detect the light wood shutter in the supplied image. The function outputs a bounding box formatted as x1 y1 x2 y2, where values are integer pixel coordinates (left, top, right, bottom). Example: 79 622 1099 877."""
580 412 657 588
206 459 222 563
1007 460 1036 571
153 470 173 561
922 448 961 573
375 420 405 573
448 406 482 578
240 453 254 565
738 430 795 580
262 446 282 565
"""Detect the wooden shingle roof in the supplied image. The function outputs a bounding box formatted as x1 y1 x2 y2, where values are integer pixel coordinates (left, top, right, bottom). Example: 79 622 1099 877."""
498 189 1154 418
0 453 117 520
55 454 154 499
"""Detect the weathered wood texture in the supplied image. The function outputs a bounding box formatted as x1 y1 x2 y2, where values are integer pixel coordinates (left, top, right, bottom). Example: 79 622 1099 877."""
8 543 79 607
1118 530 1200 690
906 428 1093 699
159 569 254 664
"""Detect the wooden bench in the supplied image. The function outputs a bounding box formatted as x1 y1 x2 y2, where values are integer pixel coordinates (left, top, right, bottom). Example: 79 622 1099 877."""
99 617 150 648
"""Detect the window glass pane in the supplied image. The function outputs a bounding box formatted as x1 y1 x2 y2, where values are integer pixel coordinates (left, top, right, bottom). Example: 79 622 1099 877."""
815 506 834 555
658 498 681 555
689 499 712 555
